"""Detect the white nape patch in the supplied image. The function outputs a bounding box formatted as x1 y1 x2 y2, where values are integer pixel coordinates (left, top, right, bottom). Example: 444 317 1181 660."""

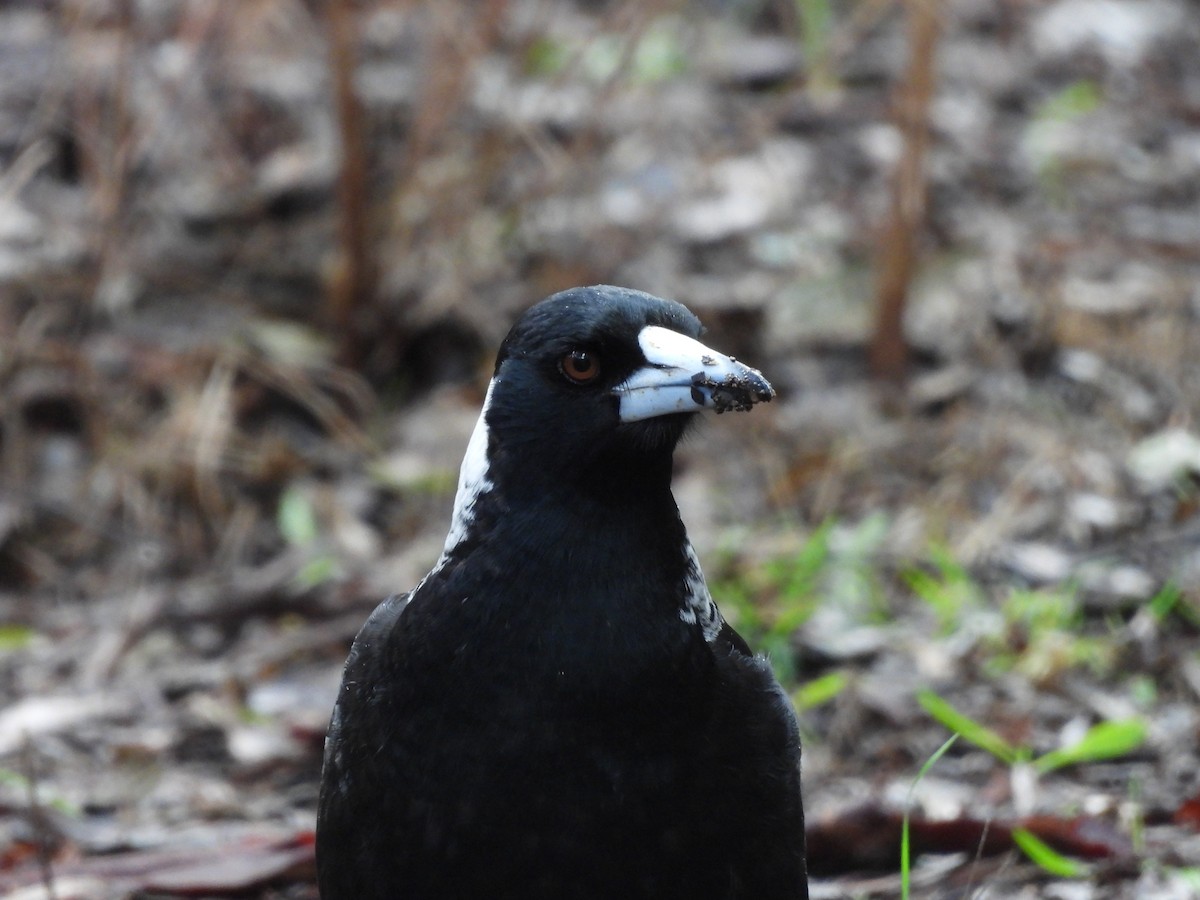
677 540 724 642
429 380 496 574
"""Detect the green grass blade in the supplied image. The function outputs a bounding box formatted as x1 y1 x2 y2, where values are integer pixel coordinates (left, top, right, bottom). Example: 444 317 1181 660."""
1012 827 1089 877
917 690 1018 764
1034 718 1146 774
278 485 319 546
902 734 959 900
0 624 36 652
792 671 848 712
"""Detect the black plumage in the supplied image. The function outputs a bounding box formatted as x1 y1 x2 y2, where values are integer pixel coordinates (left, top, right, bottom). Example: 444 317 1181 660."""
317 285 807 899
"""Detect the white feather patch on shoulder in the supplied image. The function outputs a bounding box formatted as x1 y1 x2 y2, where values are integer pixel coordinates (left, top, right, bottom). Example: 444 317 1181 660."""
677 540 724 642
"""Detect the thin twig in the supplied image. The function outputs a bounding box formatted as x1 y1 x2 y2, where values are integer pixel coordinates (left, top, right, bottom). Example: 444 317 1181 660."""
327 0 375 366
869 0 941 384
22 737 58 900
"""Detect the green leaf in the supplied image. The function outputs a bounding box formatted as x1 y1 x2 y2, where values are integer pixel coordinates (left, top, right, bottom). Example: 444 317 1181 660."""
918 690 1018 764
0 768 80 817
795 0 833 46
1012 827 1089 877
278 486 319 547
1035 80 1102 122
294 555 338 590
571 23 690 85
792 671 848 711
581 36 623 81
1128 675 1157 709
904 543 982 633
1035 718 1146 774
0 624 36 652
779 519 834 598
524 36 570 77
1147 583 1182 620
825 513 890 620
794 0 837 91
244 319 333 367
631 23 687 82
1171 868 1200 890
1146 582 1200 627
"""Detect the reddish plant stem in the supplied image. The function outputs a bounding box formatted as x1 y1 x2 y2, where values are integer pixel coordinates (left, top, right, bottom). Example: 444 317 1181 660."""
869 0 941 384
328 0 373 367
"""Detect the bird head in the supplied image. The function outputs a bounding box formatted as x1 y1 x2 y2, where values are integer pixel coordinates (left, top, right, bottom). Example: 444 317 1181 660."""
437 286 774 561
487 285 773 477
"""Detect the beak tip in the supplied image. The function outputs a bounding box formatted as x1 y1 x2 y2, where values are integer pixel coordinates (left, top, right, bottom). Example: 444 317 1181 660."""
616 326 776 423
691 367 775 414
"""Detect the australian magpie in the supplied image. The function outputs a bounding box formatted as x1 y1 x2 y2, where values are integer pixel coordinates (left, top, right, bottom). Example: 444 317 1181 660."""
317 285 807 899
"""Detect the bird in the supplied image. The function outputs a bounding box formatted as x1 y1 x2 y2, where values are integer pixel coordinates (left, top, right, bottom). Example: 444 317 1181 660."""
316 285 807 900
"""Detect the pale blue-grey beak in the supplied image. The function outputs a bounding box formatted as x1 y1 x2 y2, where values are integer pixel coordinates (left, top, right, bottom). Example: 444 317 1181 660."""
614 325 775 424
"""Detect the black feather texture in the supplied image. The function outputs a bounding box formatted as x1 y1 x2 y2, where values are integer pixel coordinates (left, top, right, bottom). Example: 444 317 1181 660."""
317 286 807 899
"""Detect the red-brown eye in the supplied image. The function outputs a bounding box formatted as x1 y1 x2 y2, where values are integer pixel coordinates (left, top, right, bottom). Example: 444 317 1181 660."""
560 349 601 384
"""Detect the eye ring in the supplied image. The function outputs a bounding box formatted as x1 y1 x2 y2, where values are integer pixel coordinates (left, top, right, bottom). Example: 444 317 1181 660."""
560 348 601 384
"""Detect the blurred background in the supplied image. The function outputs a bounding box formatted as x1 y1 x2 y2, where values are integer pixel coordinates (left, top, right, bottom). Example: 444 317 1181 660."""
2 0 1200 896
